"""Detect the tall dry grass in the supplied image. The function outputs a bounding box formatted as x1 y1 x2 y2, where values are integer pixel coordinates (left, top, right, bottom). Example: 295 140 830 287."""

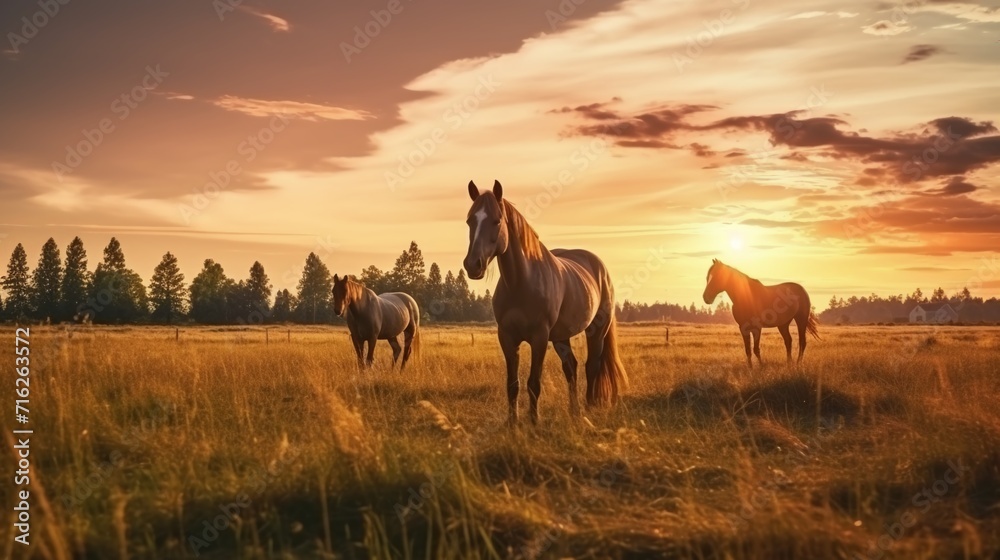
1 323 999 559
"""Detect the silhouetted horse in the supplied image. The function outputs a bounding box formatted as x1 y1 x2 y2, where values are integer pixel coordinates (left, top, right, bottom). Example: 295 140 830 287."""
703 259 818 367
463 180 627 425
332 274 420 370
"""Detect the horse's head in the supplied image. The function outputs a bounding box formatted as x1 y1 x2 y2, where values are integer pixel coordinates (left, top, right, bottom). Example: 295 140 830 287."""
463 179 509 280
331 274 357 316
703 258 726 304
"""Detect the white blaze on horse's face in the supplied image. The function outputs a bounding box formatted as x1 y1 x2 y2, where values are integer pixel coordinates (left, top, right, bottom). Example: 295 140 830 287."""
463 179 506 280
472 208 488 247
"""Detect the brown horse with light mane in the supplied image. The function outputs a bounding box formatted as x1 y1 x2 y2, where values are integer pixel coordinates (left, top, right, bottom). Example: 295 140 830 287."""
331 274 420 370
702 259 819 367
463 180 627 425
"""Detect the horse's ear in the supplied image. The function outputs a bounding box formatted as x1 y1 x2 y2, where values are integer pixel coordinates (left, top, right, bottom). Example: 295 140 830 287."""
468 180 479 201
333 273 340 283
712 258 718 264
493 180 503 202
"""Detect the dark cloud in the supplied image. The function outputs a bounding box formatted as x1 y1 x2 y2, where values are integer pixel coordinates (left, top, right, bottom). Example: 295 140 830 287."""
922 176 978 197
901 44 942 64
0 0 629 201
563 102 1000 185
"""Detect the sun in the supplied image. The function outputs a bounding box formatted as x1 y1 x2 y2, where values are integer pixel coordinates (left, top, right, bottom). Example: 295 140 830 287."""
729 235 744 251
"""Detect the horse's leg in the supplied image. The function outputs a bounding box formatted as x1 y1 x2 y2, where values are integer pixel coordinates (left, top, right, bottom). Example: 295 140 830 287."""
499 330 521 426
553 340 580 418
527 334 549 425
352 334 365 370
388 336 402 367
778 323 793 364
365 336 377 368
740 326 752 369
794 315 807 363
752 327 763 365
401 323 415 370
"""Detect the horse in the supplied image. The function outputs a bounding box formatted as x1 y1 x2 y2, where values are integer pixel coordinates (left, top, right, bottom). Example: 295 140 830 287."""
702 258 819 367
331 274 421 370
462 180 628 425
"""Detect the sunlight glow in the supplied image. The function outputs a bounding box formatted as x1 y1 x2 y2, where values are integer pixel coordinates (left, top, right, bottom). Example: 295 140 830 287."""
729 235 744 252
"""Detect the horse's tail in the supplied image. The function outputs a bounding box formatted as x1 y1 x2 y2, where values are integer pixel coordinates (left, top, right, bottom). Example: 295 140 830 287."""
411 321 421 360
588 311 629 407
807 311 820 340
409 298 421 360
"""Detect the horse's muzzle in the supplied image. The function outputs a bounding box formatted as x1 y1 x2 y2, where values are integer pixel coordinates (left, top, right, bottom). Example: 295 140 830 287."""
463 256 485 280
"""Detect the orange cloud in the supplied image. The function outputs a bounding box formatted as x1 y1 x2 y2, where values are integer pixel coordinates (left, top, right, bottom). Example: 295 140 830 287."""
241 7 291 32
211 95 373 121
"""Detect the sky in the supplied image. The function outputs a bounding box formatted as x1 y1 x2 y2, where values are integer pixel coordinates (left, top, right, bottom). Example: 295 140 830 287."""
1 0 999 308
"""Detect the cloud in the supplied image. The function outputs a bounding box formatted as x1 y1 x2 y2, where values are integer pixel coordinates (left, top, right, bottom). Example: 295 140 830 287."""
788 10 858 19
911 2 1000 23
788 11 827 19
562 99 1000 184
901 44 943 64
922 176 978 196
210 95 373 121
241 7 291 32
862 20 914 35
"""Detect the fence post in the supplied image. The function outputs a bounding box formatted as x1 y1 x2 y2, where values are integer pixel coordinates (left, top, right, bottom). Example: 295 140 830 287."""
287 329 291 343
175 328 179 342
266 328 269 345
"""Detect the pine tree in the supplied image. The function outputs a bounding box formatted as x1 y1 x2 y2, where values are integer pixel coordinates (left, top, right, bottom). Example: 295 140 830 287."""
272 289 296 323
102 237 127 271
295 252 332 324
426 262 443 303
390 241 425 293
2 244 32 320
189 259 234 324
359 265 387 294
90 238 149 323
61 236 90 321
244 261 272 321
931 287 946 302
149 252 186 323
31 238 62 322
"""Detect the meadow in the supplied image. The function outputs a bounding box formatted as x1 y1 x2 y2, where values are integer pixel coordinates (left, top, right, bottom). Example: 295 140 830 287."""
2 322 999 559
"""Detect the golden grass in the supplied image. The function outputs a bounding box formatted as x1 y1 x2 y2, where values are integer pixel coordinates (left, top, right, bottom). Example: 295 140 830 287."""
2 323 1000 559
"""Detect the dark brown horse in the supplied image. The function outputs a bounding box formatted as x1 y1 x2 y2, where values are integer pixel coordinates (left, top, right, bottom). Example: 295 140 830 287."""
702 259 819 367
463 180 627 425
331 274 420 370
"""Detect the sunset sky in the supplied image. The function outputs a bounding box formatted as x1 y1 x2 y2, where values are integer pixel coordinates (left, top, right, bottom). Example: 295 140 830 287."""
1 0 998 307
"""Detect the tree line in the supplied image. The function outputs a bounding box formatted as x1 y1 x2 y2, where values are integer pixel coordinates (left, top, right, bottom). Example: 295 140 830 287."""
0 237 493 325
819 287 1000 324
4 236 996 326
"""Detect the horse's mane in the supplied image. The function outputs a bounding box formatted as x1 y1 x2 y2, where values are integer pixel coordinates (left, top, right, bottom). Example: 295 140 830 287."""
345 275 369 299
720 262 763 289
502 199 546 261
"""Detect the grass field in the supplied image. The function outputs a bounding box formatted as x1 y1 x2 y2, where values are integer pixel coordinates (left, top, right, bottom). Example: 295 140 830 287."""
2 322 1000 559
